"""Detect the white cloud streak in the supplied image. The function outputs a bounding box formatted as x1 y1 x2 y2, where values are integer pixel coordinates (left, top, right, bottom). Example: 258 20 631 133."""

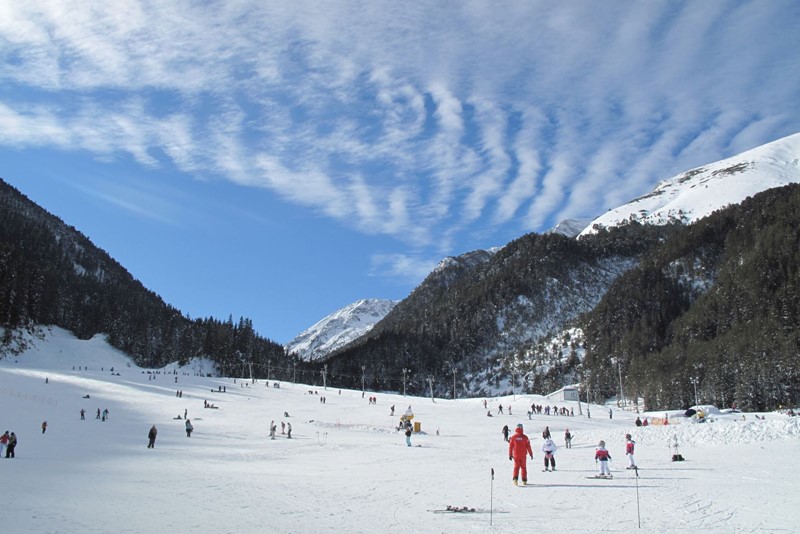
1 0 799 280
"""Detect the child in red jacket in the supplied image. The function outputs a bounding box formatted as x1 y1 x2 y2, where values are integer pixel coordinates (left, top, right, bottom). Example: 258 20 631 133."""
595 440 612 477
625 434 637 469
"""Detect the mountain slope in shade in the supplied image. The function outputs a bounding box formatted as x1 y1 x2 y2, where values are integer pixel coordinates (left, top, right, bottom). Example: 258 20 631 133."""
285 298 397 361
548 218 593 237
580 132 800 236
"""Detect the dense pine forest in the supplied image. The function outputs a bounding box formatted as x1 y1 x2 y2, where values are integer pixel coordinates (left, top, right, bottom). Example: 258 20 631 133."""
583 184 800 411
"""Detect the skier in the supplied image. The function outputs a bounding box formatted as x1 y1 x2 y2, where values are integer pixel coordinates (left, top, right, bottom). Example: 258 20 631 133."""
287 423 292 439
564 428 572 449
270 421 277 440
625 434 637 468
80 409 86 420
595 440 612 477
502 425 510 442
541 437 557 471
147 425 158 448
5 432 17 458
0 430 9 457
185 419 193 437
508 423 534 486
405 425 413 447
41 421 48 434
542 426 551 439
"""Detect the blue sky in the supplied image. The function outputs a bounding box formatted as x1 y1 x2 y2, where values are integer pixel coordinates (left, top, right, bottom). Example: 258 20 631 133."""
1 1 799 344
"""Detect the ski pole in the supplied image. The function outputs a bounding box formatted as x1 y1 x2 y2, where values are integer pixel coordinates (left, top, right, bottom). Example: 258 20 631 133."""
634 465 641 528
490 467 494 526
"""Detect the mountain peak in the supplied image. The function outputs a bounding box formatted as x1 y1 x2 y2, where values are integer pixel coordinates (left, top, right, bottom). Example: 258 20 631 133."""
285 298 397 361
580 132 800 236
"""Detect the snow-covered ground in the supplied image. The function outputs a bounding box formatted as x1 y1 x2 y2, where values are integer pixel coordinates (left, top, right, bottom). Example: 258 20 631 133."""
2 327 799 533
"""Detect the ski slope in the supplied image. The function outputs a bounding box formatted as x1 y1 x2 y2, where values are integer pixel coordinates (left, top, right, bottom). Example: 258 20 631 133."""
2 327 799 533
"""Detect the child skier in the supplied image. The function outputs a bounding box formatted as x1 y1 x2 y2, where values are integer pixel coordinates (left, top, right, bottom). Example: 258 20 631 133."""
508 423 534 486
625 434 637 469
564 428 572 448
595 440 612 478
541 437 557 471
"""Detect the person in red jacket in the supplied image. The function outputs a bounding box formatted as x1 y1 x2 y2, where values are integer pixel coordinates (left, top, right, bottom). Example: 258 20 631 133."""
595 440 612 477
508 423 534 486
625 434 637 469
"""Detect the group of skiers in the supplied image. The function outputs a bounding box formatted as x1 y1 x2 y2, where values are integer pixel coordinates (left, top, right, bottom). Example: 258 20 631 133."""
529 404 573 417
505 424 638 483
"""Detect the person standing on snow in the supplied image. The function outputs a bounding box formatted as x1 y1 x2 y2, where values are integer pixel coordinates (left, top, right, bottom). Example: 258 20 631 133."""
185 419 194 437
564 428 572 448
5 432 17 458
287 423 292 439
502 425 510 442
625 434 637 469
41 421 47 434
405 425 413 447
508 423 534 486
542 426 551 439
541 437 557 471
595 440 612 477
147 425 157 449
0 431 9 457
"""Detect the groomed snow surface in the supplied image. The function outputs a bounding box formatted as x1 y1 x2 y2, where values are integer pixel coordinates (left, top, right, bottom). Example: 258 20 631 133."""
2 328 799 533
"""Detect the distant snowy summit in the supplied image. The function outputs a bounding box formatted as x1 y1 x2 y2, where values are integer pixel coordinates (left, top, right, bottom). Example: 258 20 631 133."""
548 218 593 238
580 132 800 236
285 298 397 361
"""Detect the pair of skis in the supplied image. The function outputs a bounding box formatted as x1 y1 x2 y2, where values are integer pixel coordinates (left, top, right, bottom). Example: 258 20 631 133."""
429 506 506 514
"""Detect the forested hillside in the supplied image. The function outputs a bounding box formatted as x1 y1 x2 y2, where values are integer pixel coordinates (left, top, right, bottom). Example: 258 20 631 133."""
324 223 674 397
583 184 800 411
0 179 294 377
324 186 800 411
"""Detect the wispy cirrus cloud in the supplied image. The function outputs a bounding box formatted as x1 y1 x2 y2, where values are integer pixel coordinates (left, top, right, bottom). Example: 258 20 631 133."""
1 1 799 281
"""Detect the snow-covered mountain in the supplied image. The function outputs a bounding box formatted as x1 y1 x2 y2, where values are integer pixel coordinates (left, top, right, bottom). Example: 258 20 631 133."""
548 218 593 237
580 132 800 236
285 298 397 361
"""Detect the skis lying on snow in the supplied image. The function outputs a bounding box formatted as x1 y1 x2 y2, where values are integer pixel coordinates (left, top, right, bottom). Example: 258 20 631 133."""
428 505 507 514
587 475 614 479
